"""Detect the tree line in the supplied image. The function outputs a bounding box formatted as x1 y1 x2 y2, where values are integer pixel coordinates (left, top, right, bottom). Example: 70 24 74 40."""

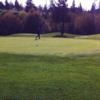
0 0 100 36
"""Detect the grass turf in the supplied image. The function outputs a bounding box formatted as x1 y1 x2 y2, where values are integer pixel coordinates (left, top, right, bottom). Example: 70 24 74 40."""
0 35 100 100
76 34 100 40
0 53 100 100
0 36 100 56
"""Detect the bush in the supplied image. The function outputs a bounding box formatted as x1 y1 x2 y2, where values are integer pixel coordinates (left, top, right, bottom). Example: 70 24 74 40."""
0 11 21 35
74 13 95 34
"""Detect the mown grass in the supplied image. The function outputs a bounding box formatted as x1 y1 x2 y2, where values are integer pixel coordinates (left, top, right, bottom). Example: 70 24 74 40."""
0 53 100 100
0 35 100 100
76 34 100 40
0 36 100 56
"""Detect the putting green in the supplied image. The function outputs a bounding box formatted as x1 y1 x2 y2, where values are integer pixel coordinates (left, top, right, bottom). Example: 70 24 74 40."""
0 37 100 56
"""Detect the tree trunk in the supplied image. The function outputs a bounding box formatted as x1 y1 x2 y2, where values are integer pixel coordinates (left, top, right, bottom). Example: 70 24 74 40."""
61 22 65 37
38 33 40 39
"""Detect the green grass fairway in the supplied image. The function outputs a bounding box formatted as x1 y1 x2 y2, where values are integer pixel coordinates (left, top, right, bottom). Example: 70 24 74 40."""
0 53 100 100
0 36 100 56
0 36 100 100
77 34 100 40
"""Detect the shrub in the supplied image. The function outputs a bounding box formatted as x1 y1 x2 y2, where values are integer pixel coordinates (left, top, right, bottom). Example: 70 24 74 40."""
0 11 21 35
74 13 95 34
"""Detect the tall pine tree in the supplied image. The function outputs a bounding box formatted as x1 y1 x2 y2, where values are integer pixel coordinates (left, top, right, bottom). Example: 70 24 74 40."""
5 0 10 10
91 1 96 13
71 0 75 12
15 0 23 10
51 0 70 36
25 0 36 12
0 1 4 10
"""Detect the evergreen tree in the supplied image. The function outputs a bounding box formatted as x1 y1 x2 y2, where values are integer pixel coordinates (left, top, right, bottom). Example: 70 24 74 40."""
9 2 14 9
58 0 67 7
91 1 96 13
5 0 10 10
49 0 56 14
71 0 75 12
51 0 70 36
0 1 4 10
98 1 100 9
72 0 75 7
15 0 23 10
15 0 20 10
43 4 48 19
25 0 36 12
91 1 96 33
50 0 56 8
78 3 83 12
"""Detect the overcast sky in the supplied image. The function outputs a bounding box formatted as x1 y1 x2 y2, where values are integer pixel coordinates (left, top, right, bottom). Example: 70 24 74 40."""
0 0 99 10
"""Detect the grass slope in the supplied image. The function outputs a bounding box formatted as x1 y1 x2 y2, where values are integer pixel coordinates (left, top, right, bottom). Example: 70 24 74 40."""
0 53 100 100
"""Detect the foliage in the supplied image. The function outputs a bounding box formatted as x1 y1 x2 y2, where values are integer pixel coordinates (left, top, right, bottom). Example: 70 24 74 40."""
25 0 36 12
23 11 46 39
0 0 100 35
0 1 4 9
74 13 95 34
0 11 21 35
50 0 70 36
15 0 23 11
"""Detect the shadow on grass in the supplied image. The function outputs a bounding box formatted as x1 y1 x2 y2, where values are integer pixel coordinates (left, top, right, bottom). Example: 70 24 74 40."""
53 35 76 38
0 52 72 64
0 52 100 64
